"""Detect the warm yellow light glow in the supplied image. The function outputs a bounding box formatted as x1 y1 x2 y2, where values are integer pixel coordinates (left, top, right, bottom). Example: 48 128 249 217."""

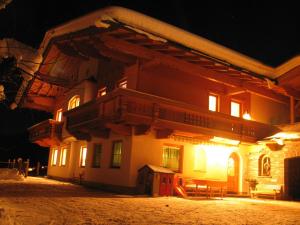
68 95 80 110
97 87 107 97
209 95 217 112
193 146 206 171
56 109 63 122
242 112 251 120
60 148 67 166
52 149 58 166
231 101 240 117
210 136 240 146
119 80 127 88
80 146 87 167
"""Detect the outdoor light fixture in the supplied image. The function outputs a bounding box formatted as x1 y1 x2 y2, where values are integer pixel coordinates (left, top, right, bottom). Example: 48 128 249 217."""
242 111 251 120
210 136 240 146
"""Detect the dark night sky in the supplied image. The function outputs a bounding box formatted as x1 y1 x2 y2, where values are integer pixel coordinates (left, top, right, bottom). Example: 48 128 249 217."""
0 0 299 164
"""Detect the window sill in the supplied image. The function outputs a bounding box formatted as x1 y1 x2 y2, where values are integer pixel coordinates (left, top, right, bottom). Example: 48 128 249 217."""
258 176 272 178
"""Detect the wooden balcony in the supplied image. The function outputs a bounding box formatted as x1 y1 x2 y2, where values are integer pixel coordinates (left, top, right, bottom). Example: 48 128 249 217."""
28 119 64 147
64 88 280 143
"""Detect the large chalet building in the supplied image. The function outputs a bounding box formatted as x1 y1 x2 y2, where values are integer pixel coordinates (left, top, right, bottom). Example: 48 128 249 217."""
17 7 300 198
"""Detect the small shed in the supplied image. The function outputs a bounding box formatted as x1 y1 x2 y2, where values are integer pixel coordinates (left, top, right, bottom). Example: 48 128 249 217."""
136 164 175 197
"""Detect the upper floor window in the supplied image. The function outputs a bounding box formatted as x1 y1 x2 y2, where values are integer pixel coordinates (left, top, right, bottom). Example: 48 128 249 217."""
80 146 87 167
118 79 127 89
97 87 107 98
162 145 182 172
55 109 63 122
68 95 80 110
60 148 67 166
209 94 218 112
51 149 58 166
111 141 122 168
231 100 241 117
258 154 271 176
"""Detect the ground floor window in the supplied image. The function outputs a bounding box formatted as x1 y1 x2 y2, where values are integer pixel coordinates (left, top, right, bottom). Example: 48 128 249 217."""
60 148 67 166
51 149 58 166
111 141 122 168
92 144 102 168
80 146 87 167
162 145 182 172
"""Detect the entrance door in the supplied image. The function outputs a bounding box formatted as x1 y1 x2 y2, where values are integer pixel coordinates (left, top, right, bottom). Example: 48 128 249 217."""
227 152 239 193
159 174 173 196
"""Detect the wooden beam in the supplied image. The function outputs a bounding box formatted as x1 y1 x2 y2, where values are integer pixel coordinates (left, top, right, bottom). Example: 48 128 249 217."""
100 35 289 104
106 123 132 136
134 125 151 135
156 129 173 139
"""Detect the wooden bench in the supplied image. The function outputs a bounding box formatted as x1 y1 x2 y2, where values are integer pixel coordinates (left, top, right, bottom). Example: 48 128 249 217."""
184 179 227 198
250 184 282 200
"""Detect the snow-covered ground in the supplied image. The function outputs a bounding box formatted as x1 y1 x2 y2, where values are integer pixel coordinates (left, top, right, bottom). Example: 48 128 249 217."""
0 176 300 225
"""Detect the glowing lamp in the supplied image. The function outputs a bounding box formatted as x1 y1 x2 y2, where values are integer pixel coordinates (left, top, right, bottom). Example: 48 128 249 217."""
242 112 251 120
210 136 240 146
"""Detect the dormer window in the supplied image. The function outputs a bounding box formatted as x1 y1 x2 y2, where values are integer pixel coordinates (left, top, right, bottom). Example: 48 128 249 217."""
209 94 218 112
68 95 80 110
97 87 107 97
55 109 63 122
231 100 241 117
118 79 127 89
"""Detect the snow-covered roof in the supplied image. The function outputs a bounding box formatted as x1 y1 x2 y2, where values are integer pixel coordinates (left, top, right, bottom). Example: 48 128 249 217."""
139 164 175 174
39 6 300 79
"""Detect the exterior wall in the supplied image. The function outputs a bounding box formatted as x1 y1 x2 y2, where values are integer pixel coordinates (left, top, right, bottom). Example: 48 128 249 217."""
247 144 284 188
250 94 289 125
83 132 132 187
129 130 250 193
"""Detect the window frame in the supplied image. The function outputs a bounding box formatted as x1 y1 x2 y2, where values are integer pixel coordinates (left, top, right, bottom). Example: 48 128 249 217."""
97 87 107 98
162 144 183 173
79 146 87 168
68 95 80 110
55 108 63 122
118 79 127 89
51 148 58 166
230 100 242 117
111 140 123 168
60 147 68 166
92 143 102 168
208 93 219 112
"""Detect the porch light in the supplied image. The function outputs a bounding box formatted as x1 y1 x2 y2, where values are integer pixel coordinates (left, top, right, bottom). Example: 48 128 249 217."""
242 112 251 120
210 136 240 146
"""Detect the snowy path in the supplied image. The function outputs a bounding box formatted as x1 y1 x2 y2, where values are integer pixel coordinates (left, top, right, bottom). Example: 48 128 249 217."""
0 177 300 225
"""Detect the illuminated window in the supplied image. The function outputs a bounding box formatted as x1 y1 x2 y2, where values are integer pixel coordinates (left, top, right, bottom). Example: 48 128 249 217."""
92 144 102 168
51 149 58 166
68 95 80 110
209 94 218 112
56 109 63 122
79 146 87 167
60 148 67 166
258 154 271 176
97 87 107 97
231 101 241 117
194 148 206 171
162 145 182 172
111 141 122 168
119 80 127 88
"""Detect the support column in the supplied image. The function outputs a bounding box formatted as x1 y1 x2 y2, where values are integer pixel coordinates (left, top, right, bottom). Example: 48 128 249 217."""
290 96 295 124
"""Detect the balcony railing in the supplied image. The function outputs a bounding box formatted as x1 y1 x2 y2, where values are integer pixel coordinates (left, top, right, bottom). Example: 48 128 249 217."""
64 88 280 143
28 119 63 147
